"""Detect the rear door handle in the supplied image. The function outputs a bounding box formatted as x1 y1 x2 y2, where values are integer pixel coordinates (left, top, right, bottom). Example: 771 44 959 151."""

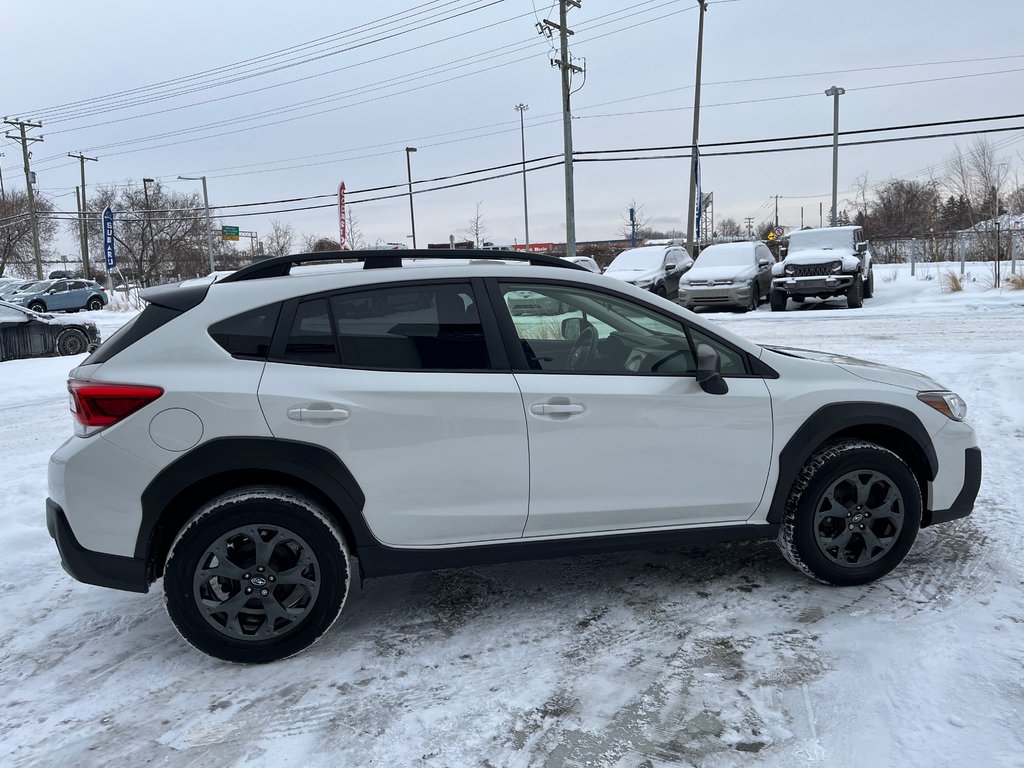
287 405 350 423
530 403 585 416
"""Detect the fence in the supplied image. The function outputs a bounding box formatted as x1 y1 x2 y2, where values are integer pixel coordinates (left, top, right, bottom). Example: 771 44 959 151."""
870 229 1021 275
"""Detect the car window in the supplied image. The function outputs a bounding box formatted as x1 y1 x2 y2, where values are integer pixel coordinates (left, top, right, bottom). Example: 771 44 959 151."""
283 298 338 365
328 282 491 371
688 327 748 375
69 281 88 290
499 282 696 374
209 303 282 360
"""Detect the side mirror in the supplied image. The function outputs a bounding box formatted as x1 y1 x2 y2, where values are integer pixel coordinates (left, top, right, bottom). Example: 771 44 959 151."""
757 258 771 267
561 317 582 341
695 342 729 395
664 262 677 272
856 242 867 254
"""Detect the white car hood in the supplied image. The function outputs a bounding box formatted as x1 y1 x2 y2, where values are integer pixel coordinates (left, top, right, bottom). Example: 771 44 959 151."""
605 268 660 282
765 346 944 391
686 265 755 282
784 248 853 265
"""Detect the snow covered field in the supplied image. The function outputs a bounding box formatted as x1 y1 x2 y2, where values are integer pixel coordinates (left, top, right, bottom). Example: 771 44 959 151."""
2 267 1023 768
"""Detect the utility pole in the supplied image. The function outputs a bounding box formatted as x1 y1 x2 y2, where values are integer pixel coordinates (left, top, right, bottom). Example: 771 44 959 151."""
75 186 86 276
744 217 754 239
178 175 215 273
404 147 417 248
142 177 157 287
801 206 804 229
540 0 582 258
4 119 44 278
0 152 6 200
68 152 97 278
825 85 845 227
774 195 779 228
514 103 530 251
820 201 823 228
685 1 709 259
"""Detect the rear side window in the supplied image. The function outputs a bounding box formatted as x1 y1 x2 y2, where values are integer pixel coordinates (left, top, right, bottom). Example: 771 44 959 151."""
209 303 282 360
284 298 338 365
330 283 490 371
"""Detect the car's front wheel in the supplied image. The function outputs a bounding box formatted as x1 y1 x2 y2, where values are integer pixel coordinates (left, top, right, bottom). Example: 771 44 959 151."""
769 290 787 312
164 487 351 663
847 274 864 309
776 440 921 586
56 327 89 356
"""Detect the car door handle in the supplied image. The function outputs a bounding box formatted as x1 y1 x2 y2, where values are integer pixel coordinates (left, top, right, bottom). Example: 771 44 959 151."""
287 405 350 422
530 403 585 416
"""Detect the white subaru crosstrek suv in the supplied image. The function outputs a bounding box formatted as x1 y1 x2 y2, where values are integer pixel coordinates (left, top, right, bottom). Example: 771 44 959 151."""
47 250 981 663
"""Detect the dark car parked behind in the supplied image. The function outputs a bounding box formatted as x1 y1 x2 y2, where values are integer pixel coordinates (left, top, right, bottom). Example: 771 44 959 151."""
0 300 101 361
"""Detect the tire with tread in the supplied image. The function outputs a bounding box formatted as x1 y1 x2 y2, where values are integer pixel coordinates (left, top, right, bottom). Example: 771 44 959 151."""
56 327 89 356
744 281 758 312
776 439 921 586
28 301 46 313
86 296 104 311
164 486 350 663
847 274 864 309
863 268 874 299
769 290 787 312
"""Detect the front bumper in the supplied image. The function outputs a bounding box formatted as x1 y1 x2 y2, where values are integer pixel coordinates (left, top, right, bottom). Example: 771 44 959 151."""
46 498 149 593
925 447 982 526
679 283 751 307
773 275 853 295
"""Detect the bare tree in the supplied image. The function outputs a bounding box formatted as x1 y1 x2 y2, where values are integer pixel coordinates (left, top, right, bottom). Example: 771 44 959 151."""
465 202 487 247
618 199 650 241
945 139 1011 227
264 220 295 259
86 182 210 285
1 191 59 277
344 208 365 250
716 217 742 239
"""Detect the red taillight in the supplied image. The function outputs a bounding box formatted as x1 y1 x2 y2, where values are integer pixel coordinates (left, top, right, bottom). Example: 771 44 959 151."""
68 380 164 428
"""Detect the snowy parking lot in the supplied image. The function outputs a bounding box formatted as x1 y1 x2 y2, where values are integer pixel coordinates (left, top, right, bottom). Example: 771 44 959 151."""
2 266 1023 767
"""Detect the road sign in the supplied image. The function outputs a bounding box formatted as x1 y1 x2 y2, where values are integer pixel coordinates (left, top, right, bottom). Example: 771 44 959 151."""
222 225 240 241
773 226 785 239
767 231 776 241
102 207 116 269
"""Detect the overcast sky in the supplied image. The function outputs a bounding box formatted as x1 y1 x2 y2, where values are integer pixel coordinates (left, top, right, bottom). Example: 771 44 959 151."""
5 0 1024 255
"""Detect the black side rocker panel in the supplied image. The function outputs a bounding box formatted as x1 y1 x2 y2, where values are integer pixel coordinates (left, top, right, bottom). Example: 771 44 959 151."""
47 499 149 593
766 402 938 525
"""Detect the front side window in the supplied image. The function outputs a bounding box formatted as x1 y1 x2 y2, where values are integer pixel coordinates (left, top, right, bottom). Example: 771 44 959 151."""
329 282 491 371
499 282 695 374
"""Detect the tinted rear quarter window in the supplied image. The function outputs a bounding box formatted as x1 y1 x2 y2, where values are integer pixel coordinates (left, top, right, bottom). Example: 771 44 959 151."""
209 303 282 360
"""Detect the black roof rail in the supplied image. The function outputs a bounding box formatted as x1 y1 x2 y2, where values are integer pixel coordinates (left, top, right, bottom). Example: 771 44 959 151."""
218 249 587 283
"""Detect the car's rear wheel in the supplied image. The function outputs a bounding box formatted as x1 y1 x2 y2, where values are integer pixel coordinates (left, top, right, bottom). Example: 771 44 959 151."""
863 269 874 299
769 290 787 311
28 301 45 313
776 440 921 586
56 328 89 356
164 487 350 663
86 297 104 311
744 281 758 312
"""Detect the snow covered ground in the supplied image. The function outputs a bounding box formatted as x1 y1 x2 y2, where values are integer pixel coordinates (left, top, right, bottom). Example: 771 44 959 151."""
1 268 1023 768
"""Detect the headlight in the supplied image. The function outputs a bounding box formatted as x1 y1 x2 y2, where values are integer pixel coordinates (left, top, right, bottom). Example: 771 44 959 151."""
830 260 842 273
784 264 796 276
917 391 967 421
679 278 691 286
635 278 654 288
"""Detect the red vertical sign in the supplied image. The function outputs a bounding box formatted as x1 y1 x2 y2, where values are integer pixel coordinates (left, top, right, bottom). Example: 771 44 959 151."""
338 181 347 249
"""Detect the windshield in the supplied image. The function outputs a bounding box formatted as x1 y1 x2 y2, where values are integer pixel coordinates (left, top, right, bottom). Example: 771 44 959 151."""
695 245 753 268
788 229 855 252
607 249 662 271
19 280 52 293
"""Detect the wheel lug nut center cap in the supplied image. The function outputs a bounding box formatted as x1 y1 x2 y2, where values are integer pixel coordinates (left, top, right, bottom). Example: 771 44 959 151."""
851 513 864 523
249 576 268 587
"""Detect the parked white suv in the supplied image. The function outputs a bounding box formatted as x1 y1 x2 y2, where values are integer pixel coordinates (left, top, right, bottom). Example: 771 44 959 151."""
47 250 980 662
771 226 874 310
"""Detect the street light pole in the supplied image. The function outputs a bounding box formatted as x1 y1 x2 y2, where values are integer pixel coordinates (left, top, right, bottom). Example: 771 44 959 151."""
514 103 530 251
178 175 215 273
405 147 417 249
685 1 708 259
825 85 845 227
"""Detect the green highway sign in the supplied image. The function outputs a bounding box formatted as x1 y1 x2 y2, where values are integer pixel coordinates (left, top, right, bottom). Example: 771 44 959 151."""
222 225 240 241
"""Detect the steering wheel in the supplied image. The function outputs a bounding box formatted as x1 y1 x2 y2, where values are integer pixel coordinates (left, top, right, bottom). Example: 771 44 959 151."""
567 325 597 371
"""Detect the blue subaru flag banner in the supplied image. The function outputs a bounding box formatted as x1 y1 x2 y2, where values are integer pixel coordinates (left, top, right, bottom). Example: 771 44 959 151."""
102 207 116 269
694 147 702 240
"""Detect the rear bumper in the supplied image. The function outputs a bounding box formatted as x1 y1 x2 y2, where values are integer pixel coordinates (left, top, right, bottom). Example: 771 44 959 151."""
46 498 149 593
926 447 982 526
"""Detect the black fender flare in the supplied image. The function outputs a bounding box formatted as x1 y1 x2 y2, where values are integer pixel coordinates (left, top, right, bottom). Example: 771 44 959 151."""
136 437 370 565
766 402 937 524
